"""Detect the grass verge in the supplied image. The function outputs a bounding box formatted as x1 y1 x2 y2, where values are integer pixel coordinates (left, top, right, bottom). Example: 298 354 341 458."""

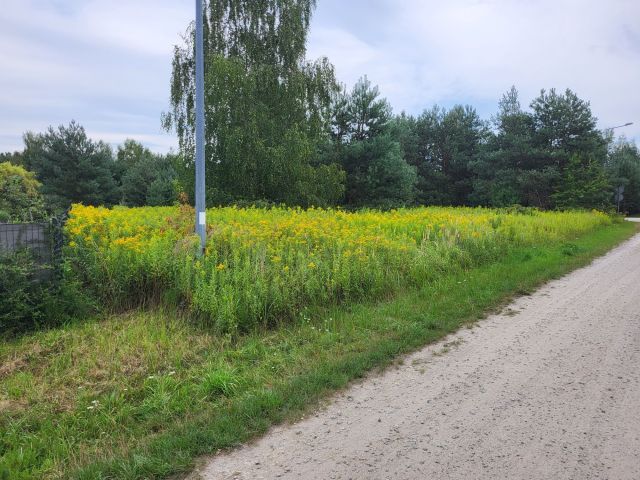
0 221 636 479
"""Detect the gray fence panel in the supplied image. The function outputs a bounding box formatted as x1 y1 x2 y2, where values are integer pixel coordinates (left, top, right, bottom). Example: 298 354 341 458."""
0 223 51 263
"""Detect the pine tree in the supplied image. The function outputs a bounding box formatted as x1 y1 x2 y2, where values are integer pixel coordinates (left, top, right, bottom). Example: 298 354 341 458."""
24 122 118 211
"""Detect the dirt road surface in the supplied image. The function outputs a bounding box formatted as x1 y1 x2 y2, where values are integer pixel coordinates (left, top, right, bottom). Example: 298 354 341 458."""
190 233 640 480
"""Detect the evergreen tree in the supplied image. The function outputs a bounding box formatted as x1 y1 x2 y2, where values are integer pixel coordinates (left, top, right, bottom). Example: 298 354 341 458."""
606 138 640 213
327 77 416 207
468 87 613 210
530 88 606 170
113 139 153 186
24 122 118 211
0 151 24 167
552 154 611 210
115 140 178 207
413 105 486 205
530 89 609 208
347 76 392 142
470 87 540 206
341 135 416 207
388 113 421 169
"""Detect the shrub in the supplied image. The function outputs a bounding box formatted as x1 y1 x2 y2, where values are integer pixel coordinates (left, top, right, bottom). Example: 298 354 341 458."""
0 162 46 221
0 249 95 337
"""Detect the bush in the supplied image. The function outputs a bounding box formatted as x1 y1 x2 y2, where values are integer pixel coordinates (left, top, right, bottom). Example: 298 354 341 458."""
0 162 46 221
0 249 95 337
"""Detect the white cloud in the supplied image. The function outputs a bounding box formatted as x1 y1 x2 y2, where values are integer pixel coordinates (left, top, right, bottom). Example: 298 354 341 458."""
1 0 192 57
0 0 190 153
309 0 640 139
308 27 380 84
0 0 638 154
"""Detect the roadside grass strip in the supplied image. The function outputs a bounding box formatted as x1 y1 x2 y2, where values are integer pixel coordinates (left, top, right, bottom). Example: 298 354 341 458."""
0 215 635 479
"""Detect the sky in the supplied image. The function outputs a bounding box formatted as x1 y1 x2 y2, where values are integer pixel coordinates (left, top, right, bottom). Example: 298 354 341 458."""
1 0 638 154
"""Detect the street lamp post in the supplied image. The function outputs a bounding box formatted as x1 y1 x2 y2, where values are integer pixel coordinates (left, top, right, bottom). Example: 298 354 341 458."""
194 0 206 256
604 122 633 138
608 122 634 130
606 122 633 215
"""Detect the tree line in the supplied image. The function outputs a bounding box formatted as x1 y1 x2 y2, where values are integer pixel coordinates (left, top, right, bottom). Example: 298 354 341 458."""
2 0 639 219
163 0 638 213
0 124 180 221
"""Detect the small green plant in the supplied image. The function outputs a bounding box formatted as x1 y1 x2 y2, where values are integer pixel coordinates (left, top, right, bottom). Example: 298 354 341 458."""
560 242 583 256
0 250 44 334
200 367 240 397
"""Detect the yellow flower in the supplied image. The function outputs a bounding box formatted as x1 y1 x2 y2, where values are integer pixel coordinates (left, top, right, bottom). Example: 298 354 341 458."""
216 263 226 271
308 262 316 269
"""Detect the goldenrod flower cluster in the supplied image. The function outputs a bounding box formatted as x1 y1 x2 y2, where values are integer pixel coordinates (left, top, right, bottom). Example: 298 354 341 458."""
66 204 611 333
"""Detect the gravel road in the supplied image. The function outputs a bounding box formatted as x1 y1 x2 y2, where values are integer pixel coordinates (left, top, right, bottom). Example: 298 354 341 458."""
190 233 640 480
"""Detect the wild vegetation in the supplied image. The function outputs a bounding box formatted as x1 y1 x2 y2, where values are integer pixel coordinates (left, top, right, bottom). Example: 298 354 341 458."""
0 162 45 222
0 219 635 479
1 1 639 478
66 204 612 333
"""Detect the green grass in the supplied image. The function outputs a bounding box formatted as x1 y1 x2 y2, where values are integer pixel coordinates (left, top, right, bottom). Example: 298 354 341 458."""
0 221 636 479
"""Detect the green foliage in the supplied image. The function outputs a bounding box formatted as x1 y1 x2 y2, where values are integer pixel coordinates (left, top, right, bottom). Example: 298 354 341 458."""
518 166 561 209
389 112 421 167
6 71 629 214
165 0 342 207
0 162 46 221
530 88 606 167
0 250 94 337
411 105 487 205
0 151 24 167
326 77 416 207
0 221 633 479
24 121 119 211
116 140 179 207
342 76 393 142
0 250 40 333
606 138 640 213
470 87 541 207
468 86 611 209
552 154 612 210
66 203 612 336
200 367 239 398
112 138 151 185
341 134 416 207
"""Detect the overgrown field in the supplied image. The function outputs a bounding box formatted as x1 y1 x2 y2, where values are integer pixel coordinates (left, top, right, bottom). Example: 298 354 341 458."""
1 206 633 479
66 204 613 332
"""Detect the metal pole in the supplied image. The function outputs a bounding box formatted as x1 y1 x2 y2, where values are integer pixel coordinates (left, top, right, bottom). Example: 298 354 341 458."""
195 0 206 255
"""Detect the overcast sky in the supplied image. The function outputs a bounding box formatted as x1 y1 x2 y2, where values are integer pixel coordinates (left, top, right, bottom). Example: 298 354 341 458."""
1 0 638 154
